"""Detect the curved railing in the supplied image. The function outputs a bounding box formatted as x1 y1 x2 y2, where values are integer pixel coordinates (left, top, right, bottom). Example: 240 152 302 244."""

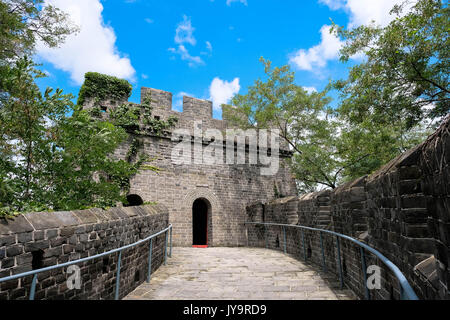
0 224 173 300
245 221 419 300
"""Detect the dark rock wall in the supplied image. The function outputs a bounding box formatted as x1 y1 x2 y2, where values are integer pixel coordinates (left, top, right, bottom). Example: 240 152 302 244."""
246 117 450 300
0 205 169 300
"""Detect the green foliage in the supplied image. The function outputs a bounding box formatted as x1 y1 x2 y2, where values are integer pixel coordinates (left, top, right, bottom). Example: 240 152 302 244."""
109 103 141 131
0 57 73 212
332 0 449 129
0 2 158 216
77 72 133 106
0 58 157 215
229 58 430 192
229 58 344 191
109 93 178 136
0 0 78 62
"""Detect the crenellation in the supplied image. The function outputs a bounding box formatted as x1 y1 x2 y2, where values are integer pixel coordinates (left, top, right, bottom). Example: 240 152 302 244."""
182 96 213 120
141 87 173 110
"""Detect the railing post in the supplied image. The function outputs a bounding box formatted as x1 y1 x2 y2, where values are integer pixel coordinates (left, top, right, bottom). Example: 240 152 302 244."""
302 230 307 261
147 238 153 283
115 250 122 300
169 225 173 258
164 230 168 266
320 232 327 272
283 226 287 254
336 236 344 289
29 274 37 300
360 247 370 300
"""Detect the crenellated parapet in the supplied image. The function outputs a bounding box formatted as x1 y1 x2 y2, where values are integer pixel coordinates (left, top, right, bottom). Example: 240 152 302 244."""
82 86 291 152
140 87 232 131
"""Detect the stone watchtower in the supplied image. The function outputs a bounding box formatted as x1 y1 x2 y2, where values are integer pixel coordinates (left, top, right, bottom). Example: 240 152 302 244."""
81 79 297 247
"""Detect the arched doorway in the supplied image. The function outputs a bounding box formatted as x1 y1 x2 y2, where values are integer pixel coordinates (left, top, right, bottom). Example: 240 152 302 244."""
125 194 143 207
192 198 210 247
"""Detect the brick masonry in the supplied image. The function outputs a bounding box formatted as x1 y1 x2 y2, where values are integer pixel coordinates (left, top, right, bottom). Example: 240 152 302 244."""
0 204 169 300
84 87 298 247
247 116 450 300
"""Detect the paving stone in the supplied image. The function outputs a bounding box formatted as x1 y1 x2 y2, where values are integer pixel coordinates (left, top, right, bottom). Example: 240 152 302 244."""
124 247 354 300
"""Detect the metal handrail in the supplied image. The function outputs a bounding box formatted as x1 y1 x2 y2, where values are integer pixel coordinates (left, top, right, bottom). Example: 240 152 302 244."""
0 224 173 300
245 221 419 300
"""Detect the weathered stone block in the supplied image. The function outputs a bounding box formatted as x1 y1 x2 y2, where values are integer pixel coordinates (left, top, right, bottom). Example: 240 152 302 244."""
16 252 32 265
60 227 75 237
6 245 23 257
0 235 15 246
24 240 50 252
0 216 33 235
45 229 58 239
1 257 14 269
17 232 33 243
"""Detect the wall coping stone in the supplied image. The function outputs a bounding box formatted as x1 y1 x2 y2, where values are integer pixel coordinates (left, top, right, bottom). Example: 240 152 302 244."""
0 204 167 236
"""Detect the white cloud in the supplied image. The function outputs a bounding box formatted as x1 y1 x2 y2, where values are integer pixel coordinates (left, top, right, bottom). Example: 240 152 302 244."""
319 0 346 10
201 41 213 56
145 18 154 24
290 0 410 72
303 86 318 94
320 0 412 28
206 41 213 52
175 15 196 46
289 25 343 71
209 77 240 110
226 0 248 6
170 15 205 67
36 0 135 85
169 45 204 67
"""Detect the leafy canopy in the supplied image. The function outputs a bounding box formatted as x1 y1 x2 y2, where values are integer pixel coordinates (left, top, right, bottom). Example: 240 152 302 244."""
77 72 133 106
226 57 430 192
0 59 146 216
227 58 344 191
0 0 78 62
332 0 449 128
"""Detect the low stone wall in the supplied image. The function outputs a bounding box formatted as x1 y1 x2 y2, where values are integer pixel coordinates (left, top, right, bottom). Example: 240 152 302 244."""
0 204 169 300
418 118 450 299
246 116 450 300
331 176 367 237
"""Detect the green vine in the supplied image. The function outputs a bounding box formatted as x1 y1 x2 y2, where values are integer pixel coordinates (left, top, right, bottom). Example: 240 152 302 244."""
89 105 102 118
77 72 133 106
126 138 142 162
273 183 284 199
109 93 178 136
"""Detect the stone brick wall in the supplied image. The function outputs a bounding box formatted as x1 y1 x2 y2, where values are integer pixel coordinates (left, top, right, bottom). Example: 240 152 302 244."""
416 116 450 299
246 116 450 300
331 176 367 237
91 86 298 247
297 190 331 229
0 205 169 300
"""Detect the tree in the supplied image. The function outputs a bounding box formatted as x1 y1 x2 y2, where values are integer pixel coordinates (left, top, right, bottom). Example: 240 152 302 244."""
0 61 169 216
226 58 431 192
335 115 429 181
226 58 346 192
0 3 172 216
0 58 74 213
0 0 77 62
332 0 449 129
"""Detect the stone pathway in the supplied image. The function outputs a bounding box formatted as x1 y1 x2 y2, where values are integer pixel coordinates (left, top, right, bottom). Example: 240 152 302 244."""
124 247 355 300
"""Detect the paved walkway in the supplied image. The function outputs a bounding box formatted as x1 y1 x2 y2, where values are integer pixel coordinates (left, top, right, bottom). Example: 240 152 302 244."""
124 247 355 300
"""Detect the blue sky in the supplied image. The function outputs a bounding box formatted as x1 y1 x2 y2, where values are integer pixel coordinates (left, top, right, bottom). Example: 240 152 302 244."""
35 0 406 119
